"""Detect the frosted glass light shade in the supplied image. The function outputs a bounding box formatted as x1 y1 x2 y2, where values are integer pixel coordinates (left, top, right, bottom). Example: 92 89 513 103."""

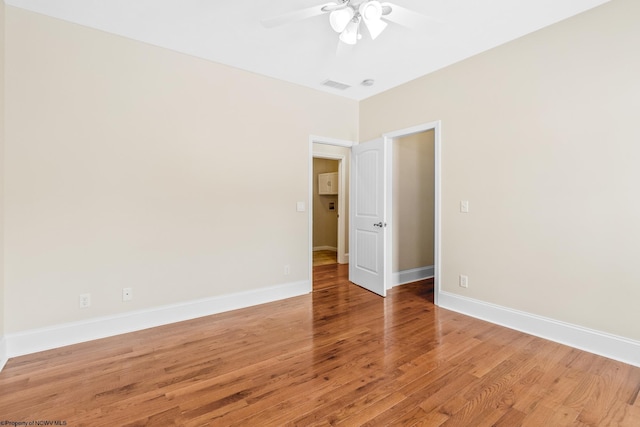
360 1 387 40
329 8 354 33
360 1 382 21
339 18 360 45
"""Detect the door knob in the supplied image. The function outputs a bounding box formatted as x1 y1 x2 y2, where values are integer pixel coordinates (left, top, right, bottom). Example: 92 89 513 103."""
374 222 385 228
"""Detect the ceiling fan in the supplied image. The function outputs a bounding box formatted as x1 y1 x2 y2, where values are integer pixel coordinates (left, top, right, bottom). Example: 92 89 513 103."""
262 0 433 45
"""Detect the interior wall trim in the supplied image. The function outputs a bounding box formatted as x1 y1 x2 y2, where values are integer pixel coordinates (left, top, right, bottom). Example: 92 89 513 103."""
5 280 310 360
439 291 640 368
392 266 434 287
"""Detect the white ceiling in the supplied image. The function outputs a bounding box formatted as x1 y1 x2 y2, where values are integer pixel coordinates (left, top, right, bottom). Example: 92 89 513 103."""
6 0 610 100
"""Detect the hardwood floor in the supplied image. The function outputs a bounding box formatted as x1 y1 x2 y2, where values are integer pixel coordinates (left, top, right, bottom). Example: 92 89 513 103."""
1 264 639 426
313 250 338 267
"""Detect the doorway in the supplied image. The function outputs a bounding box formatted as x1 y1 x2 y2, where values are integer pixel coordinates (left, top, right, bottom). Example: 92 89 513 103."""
384 122 441 305
391 130 435 286
312 157 340 266
308 136 353 286
308 123 441 304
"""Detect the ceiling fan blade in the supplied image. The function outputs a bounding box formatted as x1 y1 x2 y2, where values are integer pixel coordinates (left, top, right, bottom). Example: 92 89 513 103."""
261 2 340 28
380 2 437 31
322 1 351 13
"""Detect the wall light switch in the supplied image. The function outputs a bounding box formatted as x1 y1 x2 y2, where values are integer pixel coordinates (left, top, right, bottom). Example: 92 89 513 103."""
296 201 305 212
460 200 469 213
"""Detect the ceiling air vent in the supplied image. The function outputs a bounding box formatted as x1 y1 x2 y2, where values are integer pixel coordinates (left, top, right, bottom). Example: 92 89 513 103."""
321 79 351 91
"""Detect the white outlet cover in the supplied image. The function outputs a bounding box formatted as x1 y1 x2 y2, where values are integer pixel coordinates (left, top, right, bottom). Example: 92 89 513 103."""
459 275 469 288
79 293 91 308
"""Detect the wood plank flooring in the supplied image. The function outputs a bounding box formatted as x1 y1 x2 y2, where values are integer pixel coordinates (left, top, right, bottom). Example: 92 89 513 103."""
1 264 639 426
313 250 338 267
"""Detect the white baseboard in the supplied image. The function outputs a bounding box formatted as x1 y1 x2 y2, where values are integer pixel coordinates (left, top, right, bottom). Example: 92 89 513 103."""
339 253 349 264
313 246 337 252
438 291 640 368
6 280 310 359
0 337 7 371
392 265 434 287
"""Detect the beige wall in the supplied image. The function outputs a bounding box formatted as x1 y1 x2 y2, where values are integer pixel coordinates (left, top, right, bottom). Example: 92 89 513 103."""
3 0 639 348
0 0 5 340
3 7 357 332
361 0 640 340
393 131 434 272
313 159 339 249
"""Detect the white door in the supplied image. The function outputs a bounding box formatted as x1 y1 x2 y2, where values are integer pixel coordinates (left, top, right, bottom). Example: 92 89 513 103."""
350 138 389 296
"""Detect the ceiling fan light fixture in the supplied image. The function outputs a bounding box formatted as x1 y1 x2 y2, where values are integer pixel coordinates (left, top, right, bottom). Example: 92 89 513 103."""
329 8 354 33
363 17 388 40
360 1 382 21
339 17 360 45
360 1 388 40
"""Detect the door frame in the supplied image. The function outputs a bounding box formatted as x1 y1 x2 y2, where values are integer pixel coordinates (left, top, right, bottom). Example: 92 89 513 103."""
308 135 354 282
383 121 442 305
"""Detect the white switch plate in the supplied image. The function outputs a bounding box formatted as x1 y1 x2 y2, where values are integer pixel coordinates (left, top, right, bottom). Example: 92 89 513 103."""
296 201 305 212
460 200 469 213
459 275 469 288
122 287 133 301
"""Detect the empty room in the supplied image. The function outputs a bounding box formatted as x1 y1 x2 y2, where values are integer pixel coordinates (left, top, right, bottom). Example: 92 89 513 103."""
1 0 639 425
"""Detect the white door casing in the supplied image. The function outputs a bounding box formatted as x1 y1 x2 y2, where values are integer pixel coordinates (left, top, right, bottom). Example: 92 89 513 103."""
349 138 390 296
383 121 441 305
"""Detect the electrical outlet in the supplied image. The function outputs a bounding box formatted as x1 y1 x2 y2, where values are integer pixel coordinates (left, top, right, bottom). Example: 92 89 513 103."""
79 293 91 308
122 287 133 301
284 265 290 275
459 275 469 288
